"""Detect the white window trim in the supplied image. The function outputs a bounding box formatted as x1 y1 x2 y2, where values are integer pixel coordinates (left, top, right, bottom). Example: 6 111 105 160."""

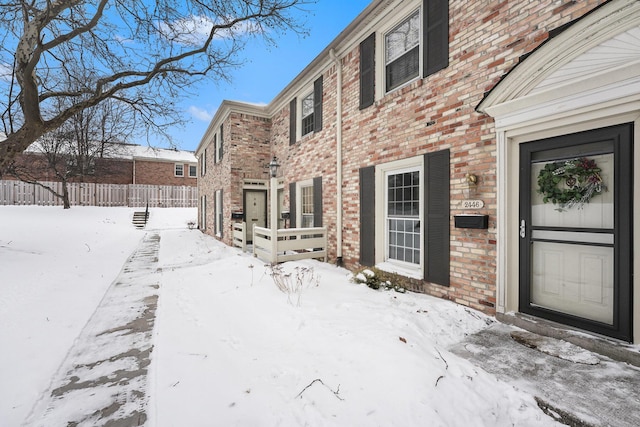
301 91 315 137
295 83 315 140
215 189 223 237
375 2 423 100
296 178 314 228
214 132 221 163
375 156 424 279
188 164 197 178
201 149 207 176
175 163 184 177
200 195 207 230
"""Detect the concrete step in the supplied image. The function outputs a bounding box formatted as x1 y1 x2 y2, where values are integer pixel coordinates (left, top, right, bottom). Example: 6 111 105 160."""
132 212 149 229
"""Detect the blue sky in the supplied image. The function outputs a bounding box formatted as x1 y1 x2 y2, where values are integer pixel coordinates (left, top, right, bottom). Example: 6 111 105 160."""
165 0 372 152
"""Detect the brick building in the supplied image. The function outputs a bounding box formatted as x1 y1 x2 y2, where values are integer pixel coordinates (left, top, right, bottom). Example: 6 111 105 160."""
196 0 640 345
7 144 198 187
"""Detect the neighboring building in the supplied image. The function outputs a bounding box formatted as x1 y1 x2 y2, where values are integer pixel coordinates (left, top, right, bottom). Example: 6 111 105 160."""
196 0 640 345
5 143 198 187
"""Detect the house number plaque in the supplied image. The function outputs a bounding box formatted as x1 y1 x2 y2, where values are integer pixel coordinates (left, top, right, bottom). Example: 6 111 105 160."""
461 199 484 209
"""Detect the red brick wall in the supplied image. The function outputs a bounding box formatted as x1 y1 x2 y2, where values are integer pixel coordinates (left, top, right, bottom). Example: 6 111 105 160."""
134 160 197 186
4 153 134 184
198 112 272 242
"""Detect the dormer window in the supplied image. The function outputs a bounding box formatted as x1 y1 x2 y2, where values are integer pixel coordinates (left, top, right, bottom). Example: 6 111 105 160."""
385 10 420 92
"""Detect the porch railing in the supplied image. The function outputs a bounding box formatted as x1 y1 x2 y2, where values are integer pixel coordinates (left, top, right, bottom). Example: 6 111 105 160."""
252 224 327 263
232 222 247 252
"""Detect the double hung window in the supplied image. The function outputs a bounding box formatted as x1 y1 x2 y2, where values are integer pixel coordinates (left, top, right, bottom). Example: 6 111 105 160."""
175 164 184 177
301 92 315 137
385 10 420 92
386 169 421 265
301 185 314 227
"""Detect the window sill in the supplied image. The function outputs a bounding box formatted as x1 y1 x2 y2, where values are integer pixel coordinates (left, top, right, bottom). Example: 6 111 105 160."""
376 261 422 281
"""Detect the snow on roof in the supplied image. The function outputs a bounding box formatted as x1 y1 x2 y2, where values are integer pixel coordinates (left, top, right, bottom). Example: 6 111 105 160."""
122 145 197 163
24 141 196 163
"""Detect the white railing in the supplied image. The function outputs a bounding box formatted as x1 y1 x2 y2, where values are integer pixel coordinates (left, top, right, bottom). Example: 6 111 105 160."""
0 180 197 208
252 225 327 263
232 222 247 252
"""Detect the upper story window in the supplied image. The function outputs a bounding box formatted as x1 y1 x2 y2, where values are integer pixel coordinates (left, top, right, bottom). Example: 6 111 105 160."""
289 76 323 145
189 164 197 177
359 0 449 109
301 92 315 137
385 10 420 92
175 163 184 177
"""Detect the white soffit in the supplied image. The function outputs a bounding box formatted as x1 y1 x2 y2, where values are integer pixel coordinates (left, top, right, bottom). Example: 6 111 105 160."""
478 0 640 124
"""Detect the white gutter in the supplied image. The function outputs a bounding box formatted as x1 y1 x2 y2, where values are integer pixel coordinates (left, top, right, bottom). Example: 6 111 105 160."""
330 48 343 264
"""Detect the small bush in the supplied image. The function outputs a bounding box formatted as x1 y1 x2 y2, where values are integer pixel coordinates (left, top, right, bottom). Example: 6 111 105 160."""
267 264 319 306
352 267 407 293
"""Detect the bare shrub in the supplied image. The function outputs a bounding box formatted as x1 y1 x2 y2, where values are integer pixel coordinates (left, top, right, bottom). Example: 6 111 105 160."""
266 264 319 306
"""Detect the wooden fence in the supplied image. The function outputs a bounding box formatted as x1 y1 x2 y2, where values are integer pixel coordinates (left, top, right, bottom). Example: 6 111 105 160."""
0 180 197 208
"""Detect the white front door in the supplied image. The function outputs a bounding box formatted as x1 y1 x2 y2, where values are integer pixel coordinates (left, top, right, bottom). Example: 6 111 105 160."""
245 190 266 242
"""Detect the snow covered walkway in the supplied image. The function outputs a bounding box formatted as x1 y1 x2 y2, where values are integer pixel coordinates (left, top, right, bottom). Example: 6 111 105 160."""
24 232 162 426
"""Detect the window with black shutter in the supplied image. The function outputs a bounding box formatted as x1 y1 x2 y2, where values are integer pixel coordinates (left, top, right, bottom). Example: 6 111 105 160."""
301 92 314 137
379 0 449 94
300 76 323 138
385 11 420 92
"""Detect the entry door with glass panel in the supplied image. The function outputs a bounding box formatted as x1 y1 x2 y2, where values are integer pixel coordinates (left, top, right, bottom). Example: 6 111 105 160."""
519 124 632 341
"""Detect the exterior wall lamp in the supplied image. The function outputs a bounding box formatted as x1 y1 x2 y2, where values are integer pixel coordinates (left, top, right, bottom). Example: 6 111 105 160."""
268 156 280 178
464 173 478 198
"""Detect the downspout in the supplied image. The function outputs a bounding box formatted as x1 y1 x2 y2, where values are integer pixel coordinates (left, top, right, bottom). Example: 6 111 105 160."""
330 48 344 267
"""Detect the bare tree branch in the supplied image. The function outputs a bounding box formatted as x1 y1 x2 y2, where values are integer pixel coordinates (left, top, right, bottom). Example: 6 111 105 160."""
0 0 314 170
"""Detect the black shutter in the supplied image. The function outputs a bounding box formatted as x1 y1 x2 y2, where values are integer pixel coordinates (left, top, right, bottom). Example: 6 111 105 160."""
424 149 450 286
289 182 297 228
220 189 224 239
313 76 323 132
289 98 297 145
359 32 376 110
423 0 449 78
359 166 375 266
313 176 323 227
219 124 224 159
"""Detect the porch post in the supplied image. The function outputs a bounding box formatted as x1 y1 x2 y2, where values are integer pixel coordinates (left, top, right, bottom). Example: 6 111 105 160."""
270 175 279 263
268 156 281 264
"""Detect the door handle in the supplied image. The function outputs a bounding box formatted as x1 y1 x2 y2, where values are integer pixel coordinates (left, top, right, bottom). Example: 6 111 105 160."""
519 219 526 239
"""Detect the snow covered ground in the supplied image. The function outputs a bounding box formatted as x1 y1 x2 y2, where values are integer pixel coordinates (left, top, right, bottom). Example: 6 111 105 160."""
0 206 559 426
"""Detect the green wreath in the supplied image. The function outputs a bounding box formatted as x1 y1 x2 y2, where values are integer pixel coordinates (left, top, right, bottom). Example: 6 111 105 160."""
537 157 606 211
